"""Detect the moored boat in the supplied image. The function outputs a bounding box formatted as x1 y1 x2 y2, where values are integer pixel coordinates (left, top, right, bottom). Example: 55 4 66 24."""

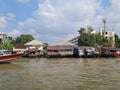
0 50 23 62
115 50 120 58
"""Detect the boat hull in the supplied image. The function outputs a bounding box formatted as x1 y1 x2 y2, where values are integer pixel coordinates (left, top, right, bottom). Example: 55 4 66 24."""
115 54 120 58
0 54 23 62
115 51 120 58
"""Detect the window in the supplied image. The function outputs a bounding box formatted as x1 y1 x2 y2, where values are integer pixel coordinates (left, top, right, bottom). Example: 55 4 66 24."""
105 32 107 35
0 52 3 55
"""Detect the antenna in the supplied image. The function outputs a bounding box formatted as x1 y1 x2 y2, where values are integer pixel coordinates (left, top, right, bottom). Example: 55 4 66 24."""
102 18 106 31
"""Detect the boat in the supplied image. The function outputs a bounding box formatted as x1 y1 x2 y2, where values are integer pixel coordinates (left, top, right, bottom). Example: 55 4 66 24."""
115 50 120 58
0 50 23 62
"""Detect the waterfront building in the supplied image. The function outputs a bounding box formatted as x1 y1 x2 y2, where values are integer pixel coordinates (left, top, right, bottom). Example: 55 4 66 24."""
24 40 44 57
47 41 74 57
25 39 43 46
69 36 79 46
25 39 43 50
13 46 27 54
47 45 60 57
59 41 74 57
0 33 7 44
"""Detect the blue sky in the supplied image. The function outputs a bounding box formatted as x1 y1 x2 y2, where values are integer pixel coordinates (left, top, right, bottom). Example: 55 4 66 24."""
0 0 120 45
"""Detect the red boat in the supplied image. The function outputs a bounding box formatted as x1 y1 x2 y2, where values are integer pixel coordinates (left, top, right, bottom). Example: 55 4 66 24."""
0 50 23 62
115 50 120 58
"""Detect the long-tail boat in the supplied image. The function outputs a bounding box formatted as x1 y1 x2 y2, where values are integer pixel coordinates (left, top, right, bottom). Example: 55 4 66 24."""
0 50 23 62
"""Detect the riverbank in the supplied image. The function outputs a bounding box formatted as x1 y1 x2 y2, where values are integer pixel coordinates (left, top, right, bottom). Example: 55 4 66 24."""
20 46 120 58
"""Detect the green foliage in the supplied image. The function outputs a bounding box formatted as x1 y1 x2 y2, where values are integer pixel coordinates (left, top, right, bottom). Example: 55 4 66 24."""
78 27 86 34
78 33 95 46
0 39 13 50
115 34 120 47
13 34 34 46
41 43 48 56
43 43 48 50
95 35 111 47
87 25 93 34
78 27 112 47
78 26 94 34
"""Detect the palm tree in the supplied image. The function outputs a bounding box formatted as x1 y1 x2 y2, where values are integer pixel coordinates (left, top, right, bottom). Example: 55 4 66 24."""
0 39 13 50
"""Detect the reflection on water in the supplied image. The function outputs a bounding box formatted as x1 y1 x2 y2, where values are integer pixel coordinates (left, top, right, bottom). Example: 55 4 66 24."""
0 63 23 70
0 58 120 90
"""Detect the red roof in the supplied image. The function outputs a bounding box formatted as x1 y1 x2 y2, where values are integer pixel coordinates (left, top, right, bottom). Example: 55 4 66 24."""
47 46 60 51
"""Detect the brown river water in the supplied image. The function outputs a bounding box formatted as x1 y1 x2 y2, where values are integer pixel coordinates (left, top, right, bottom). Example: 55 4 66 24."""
0 58 120 90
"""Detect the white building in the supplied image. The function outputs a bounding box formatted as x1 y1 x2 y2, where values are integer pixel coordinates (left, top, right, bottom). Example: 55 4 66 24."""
24 39 44 51
69 36 79 46
90 30 96 34
0 33 7 44
99 28 115 47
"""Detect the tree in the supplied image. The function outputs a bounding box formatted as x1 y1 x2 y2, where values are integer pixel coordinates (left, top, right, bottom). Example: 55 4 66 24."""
78 26 111 47
13 34 34 46
78 33 96 46
87 25 93 34
0 39 13 50
96 35 111 47
78 27 86 34
115 34 120 47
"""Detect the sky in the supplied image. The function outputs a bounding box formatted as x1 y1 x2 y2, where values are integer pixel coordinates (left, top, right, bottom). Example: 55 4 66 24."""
0 0 120 45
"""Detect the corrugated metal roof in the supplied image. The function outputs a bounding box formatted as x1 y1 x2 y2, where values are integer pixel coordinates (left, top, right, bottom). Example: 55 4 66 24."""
47 46 60 51
59 41 74 45
25 40 43 46
59 45 74 50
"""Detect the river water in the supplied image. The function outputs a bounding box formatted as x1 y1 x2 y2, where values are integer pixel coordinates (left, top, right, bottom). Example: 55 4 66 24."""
0 58 120 90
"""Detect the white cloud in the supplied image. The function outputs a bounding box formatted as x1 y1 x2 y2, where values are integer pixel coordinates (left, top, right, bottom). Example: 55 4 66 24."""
14 0 102 44
99 0 120 34
18 18 36 27
10 0 120 44
33 0 57 28
0 13 15 30
30 28 36 34
18 0 31 3
7 13 15 20
9 29 22 36
17 18 37 34
112 0 120 9
0 16 7 29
